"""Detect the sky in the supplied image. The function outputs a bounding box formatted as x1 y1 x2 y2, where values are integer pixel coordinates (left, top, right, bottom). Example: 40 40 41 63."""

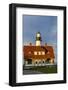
23 15 57 63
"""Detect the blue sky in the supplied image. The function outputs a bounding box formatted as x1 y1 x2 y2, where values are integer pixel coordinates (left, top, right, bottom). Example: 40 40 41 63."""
23 15 57 63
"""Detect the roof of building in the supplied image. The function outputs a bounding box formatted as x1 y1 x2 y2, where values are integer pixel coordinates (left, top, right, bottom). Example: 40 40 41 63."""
23 46 55 60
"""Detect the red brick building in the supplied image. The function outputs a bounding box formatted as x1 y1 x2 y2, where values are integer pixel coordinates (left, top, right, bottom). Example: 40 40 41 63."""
23 32 55 66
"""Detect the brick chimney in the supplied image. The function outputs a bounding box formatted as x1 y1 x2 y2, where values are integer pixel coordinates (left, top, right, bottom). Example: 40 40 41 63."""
45 43 47 46
29 43 32 46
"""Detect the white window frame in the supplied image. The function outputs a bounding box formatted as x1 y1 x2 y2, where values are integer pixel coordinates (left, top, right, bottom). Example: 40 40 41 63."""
38 51 41 55
34 51 37 55
42 51 45 55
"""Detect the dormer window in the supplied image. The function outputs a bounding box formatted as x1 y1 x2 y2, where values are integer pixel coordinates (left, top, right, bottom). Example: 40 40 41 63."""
29 51 31 54
42 51 45 55
34 51 45 55
38 51 41 55
34 51 37 55
47 51 49 54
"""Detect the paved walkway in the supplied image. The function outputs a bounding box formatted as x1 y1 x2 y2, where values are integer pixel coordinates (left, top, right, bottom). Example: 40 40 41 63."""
23 69 42 75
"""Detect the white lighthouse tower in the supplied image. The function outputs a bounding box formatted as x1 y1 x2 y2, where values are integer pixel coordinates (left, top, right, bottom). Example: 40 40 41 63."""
36 32 42 46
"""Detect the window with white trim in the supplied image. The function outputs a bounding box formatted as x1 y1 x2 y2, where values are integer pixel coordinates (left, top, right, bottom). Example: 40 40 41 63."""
42 51 45 55
34 51 37 55
38 51 41 55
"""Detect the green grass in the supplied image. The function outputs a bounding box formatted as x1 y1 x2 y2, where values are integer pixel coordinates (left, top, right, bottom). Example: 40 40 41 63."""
30 65 57 74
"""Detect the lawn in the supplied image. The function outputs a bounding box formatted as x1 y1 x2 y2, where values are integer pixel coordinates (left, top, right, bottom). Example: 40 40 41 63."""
29 65 57 74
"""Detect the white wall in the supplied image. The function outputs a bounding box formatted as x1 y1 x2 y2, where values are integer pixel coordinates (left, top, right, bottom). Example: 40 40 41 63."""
0 0 68 89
